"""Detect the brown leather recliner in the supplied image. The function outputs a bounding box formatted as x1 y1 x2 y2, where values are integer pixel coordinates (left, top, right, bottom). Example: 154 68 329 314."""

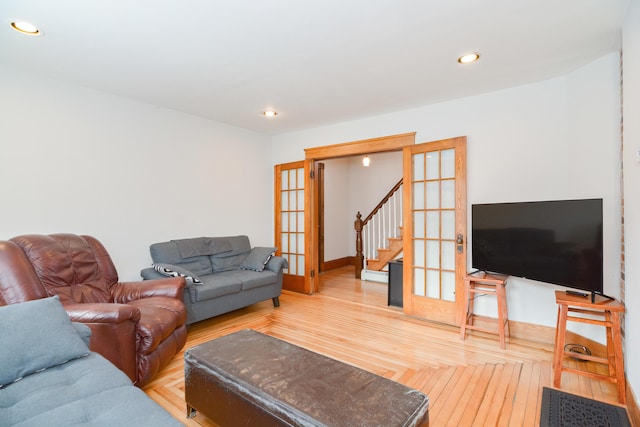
0 233 188 387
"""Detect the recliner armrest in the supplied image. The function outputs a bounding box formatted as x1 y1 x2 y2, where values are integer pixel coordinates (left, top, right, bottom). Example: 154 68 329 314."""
64 302 140 383
111 277 185 303
65 302 141 324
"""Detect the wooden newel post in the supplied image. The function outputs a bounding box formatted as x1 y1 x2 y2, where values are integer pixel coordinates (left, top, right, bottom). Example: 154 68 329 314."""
354 211 364 279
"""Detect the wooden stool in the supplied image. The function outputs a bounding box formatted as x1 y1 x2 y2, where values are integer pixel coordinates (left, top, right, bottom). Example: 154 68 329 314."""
553 290 626 404
460 272 509 349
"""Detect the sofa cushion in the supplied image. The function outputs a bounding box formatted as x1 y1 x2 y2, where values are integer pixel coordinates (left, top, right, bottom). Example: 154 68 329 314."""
72 322 92 347
0 297 90 388
153 263 203 285
0 352 181 427
171 237 232 258
239 247 277 272
176 258 213 277
150 241 213 276
208 236 251 272
211 253 247 272
237 269 279 291
191 273 243 301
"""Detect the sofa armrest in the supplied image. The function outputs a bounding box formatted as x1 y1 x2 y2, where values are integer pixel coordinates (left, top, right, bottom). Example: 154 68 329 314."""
265 255 288 273
64 302 141 324
111 277 186 303
140 267 165 281
64 302 141 383
141 267 197 294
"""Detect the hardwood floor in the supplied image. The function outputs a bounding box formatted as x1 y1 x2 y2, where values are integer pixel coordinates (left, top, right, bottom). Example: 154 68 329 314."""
144 266 628 426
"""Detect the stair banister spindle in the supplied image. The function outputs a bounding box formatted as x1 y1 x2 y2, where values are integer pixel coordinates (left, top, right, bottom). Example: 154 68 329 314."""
373 217 377 264
392 192 397 237
393 193 397 237
374 211 382 256
381 203 386 247
379 208 384 255
365 221 374 259
387 200 391 239
364 221 368 265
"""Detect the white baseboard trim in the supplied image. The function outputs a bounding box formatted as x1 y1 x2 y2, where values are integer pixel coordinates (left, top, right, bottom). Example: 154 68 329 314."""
361 269 388 283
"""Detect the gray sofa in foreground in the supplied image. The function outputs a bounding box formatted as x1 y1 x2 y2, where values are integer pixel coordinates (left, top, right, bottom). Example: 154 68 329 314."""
0 297 181 427
141 236 287 325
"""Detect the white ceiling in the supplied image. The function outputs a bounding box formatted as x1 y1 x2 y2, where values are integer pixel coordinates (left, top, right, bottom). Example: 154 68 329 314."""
0 0 629 135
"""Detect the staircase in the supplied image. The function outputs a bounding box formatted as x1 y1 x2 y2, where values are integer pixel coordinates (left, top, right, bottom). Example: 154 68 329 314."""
366 231 403 271
355 179 403 282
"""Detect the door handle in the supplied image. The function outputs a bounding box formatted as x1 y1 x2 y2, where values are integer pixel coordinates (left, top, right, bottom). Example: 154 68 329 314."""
456 234 464 253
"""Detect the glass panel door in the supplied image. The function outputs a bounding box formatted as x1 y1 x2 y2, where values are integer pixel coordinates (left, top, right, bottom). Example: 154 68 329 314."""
403 137 467 325
275 161 308 293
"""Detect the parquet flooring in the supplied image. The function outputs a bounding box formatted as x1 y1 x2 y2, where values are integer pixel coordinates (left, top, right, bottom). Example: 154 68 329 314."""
143 266 627 426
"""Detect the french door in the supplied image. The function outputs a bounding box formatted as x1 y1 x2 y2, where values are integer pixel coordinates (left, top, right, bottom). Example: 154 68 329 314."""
274 161 315 294
402 136 467 325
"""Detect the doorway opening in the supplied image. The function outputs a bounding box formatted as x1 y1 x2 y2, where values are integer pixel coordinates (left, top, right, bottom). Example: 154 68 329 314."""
304 133 416 295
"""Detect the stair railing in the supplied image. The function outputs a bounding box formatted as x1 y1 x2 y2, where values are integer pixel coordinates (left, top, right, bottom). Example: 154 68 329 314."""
354 179 403 278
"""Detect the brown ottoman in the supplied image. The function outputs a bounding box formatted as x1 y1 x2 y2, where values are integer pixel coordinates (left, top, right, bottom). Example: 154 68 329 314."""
184 329 429 426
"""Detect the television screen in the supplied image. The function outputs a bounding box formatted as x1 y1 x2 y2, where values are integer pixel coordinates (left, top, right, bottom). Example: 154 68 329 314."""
471 199 603 294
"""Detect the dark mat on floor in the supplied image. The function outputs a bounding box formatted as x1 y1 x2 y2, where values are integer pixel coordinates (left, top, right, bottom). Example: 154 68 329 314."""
540 387 630 427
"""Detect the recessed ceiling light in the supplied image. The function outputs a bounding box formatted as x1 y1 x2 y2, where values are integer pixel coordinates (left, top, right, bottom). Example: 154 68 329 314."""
263 110 278 118
10 21 41 36
458 52 480 64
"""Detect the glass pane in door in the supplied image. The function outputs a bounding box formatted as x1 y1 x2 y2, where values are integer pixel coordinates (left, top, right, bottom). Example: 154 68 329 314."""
411 147 458 303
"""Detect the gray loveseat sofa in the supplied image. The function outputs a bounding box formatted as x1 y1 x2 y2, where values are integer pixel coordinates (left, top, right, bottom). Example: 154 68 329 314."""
0 296 181 427
140 236 287 325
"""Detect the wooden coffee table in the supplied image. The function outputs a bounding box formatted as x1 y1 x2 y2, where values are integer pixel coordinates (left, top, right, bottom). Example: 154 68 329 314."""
184 329 429 426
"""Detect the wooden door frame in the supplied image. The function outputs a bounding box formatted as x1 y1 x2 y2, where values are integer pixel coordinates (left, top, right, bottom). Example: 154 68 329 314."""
304 133 416 293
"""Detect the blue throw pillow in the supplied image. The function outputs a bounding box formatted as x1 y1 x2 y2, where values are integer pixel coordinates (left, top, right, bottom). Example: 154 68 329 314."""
0 296 90 388
239 247 277 272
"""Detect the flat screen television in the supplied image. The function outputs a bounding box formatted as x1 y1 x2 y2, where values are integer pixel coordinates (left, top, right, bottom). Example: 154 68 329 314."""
471 198 604 301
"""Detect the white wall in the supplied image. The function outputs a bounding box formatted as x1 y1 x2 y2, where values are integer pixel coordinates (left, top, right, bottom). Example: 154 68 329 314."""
322 158 351 260
623 0 640 408
272 53 621 344
0 65 274 281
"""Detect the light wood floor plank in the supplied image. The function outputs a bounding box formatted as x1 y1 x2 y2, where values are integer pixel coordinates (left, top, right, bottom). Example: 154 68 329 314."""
522 361 542 427
429 365 467 424
506 361 533 427
143 266 628 426
440 364 478 427
457 363 496 426
485 361 518 425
